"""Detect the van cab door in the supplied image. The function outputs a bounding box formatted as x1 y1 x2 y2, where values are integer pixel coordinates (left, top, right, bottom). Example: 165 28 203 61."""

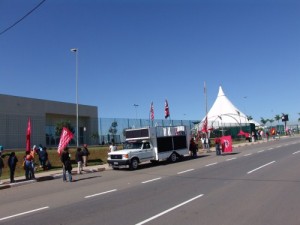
140 142 153 160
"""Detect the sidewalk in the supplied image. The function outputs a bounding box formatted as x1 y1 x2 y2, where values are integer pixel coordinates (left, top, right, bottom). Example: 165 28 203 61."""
0 137 278 190
0 164 110 190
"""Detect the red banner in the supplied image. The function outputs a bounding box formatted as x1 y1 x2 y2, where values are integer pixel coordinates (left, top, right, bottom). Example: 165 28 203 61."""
26 118 31 153
221 136 232 153
57 127 74 155
201 117 208 133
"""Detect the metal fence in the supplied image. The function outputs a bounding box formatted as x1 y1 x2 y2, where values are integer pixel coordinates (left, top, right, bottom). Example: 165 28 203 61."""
0 113 198 149
1 113 298 150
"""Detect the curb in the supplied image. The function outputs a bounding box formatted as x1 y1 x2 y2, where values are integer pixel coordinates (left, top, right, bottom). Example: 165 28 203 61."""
0 166 107 190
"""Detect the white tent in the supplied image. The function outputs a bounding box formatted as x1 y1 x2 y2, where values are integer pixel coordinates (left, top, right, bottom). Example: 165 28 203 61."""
199 86 259 130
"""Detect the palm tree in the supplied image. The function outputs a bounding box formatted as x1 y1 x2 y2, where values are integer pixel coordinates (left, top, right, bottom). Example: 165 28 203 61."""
260 117 268 127
275 114 281 124
298 113 300 123
247 115 253 121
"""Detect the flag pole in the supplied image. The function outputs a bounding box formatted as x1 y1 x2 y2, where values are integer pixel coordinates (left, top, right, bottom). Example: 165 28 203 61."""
204 81 211 152
204 81 208 120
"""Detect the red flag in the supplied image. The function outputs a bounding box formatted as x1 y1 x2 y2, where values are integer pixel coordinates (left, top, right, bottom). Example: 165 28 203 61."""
150 102 154 121
164 99 170 119
26 118 31 153
220 136 232 153
201 117 208 133
57 127 74 155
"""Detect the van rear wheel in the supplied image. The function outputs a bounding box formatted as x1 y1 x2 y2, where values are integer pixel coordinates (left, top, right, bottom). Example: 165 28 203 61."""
169 152 177 163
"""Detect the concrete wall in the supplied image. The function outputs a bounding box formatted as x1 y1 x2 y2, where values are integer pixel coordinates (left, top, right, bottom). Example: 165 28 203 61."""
0 94 98 149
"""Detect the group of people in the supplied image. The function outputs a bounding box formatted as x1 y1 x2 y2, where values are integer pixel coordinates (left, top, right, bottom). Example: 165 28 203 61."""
0 143 90 184
22 144 50 180
59 144 90 182
201 136 211 152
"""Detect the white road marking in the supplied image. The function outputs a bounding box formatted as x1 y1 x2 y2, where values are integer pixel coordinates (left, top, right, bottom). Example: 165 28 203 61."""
205 162 218 167
247 161 276 174
244 153 252 156
257 150 265 153
226 158 236 161
135 194 204 225
177 169 194 174
292 151 300 155
141 177 162 184
84 189 117 199
267 148 273 151
0 206 49 221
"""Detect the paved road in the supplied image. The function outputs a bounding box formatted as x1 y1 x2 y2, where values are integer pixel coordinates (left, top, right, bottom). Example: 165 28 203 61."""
0 136 300 225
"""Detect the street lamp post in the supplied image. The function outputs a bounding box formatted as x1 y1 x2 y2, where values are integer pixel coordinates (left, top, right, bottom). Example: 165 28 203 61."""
71 48 79 147
133 104 139 127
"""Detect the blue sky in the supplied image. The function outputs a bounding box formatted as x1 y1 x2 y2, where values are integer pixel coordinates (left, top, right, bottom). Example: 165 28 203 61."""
1 0 299 124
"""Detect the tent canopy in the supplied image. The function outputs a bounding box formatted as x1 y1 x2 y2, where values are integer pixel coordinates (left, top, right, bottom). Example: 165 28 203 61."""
199 86 259 130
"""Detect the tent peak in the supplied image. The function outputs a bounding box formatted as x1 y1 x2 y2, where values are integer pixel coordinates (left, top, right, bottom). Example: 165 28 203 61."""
217 86 225 97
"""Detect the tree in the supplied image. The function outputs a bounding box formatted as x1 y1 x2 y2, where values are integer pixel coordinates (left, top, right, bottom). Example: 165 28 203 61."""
298 113 300 122
260 117 268 126
109 121 118 136
269 119 274 127
55 121 75 137
91 132 99 144
247 115 253 121
274 114 281 124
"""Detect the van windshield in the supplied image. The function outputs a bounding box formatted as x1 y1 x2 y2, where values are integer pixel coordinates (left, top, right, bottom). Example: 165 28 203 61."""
124 142 143 149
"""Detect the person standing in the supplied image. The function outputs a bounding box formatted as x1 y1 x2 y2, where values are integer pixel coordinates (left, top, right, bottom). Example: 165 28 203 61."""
61 147 73 182
24 153 35 180
189 138 197 159
8 152 18 183
39 147 48 170
82 144 90 167
215 137 221 156
75 147 83 174
0 152 4 184
109 141 117 152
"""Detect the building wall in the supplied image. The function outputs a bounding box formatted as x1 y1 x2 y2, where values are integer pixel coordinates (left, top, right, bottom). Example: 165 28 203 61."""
0 94 98 149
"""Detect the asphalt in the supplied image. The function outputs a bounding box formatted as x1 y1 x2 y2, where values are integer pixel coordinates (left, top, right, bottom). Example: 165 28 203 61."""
0 137 281 190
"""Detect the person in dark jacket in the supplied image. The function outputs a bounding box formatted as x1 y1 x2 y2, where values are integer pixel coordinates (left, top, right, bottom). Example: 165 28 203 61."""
75 147 83 174
215 137 221 156
39 147 48 170
0 152 4 184
8 152 18 183
82 144 90 167
189 138 198 158
60 147 72 182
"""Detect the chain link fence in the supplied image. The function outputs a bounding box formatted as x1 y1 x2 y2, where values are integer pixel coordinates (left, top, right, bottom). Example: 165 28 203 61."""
1 113 298 150
0 113 198 149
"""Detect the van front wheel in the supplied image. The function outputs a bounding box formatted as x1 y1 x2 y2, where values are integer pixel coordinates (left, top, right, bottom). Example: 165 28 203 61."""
130 158 139 170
